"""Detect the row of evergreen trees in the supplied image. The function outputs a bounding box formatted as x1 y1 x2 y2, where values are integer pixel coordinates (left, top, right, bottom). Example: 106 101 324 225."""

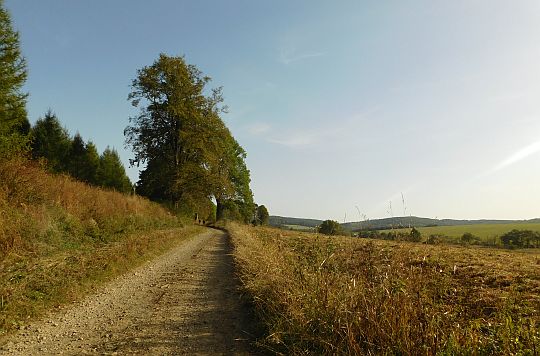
1 1 263 222
0 1 132 194
31 111 132 193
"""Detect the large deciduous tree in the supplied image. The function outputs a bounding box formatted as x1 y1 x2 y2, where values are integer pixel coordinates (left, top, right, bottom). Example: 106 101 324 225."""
125 54 253 218
211 130 254 222
125 54 224 206
0 0 29 157
255 205 269 226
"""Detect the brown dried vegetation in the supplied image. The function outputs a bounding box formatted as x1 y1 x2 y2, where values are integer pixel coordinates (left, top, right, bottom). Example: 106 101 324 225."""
0 158 197 336
230 224 540 355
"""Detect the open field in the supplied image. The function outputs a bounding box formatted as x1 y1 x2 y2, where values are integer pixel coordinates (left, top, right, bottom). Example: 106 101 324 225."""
230 224 540 355
283 224 316 232
379 223 540 240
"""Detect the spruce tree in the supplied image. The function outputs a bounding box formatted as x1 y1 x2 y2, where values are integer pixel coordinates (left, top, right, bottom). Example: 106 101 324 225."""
30 110 71 172
0 0 29 157
96 147 132 193
84 141 100 185
67 133 100 184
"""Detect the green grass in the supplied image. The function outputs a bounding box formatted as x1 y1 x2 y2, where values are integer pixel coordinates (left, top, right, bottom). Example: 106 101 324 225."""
283 224 315 232
380 223 540 239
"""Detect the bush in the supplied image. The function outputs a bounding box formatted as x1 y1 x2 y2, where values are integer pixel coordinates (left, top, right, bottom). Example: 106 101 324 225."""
317 220 341 235
500 230 540 248
426 234 445 245
409 227 422 242
461 232 480 244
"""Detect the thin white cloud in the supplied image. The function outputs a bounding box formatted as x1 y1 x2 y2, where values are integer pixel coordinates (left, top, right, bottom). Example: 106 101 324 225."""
268 134 314 147
266 107 380 148
473 140 540 182
492 141 540 172
267 125 344 148
247 122 271 135
279 47 325 65
228 106 253 120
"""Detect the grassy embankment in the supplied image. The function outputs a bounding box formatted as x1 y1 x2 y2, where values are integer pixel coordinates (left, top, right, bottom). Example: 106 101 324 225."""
230 224 540 355
0 158 203 337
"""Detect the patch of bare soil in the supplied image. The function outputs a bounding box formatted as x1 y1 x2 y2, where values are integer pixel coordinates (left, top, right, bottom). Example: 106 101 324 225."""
0 229 260 355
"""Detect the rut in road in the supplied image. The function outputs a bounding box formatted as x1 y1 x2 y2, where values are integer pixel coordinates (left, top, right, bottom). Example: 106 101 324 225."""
0 229 260 355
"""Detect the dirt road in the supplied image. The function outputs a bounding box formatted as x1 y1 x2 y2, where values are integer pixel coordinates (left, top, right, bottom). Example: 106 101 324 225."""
0 229 259 355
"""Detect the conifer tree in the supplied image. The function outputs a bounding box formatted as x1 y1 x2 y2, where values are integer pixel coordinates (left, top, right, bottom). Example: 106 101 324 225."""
30 110 71 172
84 141 100 185
0 0 29 157
96 147 132 193
67 133 99 184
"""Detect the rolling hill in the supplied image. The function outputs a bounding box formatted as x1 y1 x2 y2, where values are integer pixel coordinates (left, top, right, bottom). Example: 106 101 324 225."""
269 215 540 232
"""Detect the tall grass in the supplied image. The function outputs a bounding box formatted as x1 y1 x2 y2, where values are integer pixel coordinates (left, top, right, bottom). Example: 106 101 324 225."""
0 157 178 258
230 224 540 355
0 157 199 336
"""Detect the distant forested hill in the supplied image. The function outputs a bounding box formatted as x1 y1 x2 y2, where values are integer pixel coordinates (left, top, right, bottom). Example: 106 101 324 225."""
270 215 540 231
269 216 323 228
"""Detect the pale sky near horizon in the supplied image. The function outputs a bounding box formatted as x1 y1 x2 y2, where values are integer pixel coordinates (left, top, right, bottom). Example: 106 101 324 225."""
5 1 540 221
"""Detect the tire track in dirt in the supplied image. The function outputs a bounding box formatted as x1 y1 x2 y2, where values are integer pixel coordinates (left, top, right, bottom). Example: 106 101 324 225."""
0 228 259 355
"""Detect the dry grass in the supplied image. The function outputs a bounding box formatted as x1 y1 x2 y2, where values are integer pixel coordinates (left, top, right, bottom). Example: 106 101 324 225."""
230 224 540 355
0 158 178 257
0 158 201 336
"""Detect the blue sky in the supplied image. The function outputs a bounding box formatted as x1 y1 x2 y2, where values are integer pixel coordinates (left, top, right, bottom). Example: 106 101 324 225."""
5 0 540 221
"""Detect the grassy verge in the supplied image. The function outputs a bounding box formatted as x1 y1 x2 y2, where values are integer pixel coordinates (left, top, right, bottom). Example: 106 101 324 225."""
230 224 540 355
0 225 203 337
0 158 204 336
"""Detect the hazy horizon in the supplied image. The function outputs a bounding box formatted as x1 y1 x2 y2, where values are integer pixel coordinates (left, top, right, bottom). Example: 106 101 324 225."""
6 1 540 221
269 214 540 224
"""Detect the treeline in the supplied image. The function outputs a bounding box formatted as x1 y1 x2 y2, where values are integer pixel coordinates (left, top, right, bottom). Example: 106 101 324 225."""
0 2 131 194
30 110 132 193
357 228 540 248
1 0 262 222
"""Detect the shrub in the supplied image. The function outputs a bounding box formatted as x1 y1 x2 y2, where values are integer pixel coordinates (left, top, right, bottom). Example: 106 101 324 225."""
461 232 480 244
426 234 445 244
409 227 422 242
318 220 341 235
501 230 540 248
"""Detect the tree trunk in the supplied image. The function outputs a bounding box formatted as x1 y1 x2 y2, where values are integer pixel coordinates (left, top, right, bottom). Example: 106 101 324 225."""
216 198 225 221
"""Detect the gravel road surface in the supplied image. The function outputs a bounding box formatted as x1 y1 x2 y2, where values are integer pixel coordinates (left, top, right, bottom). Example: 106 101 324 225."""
0 228 259 355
